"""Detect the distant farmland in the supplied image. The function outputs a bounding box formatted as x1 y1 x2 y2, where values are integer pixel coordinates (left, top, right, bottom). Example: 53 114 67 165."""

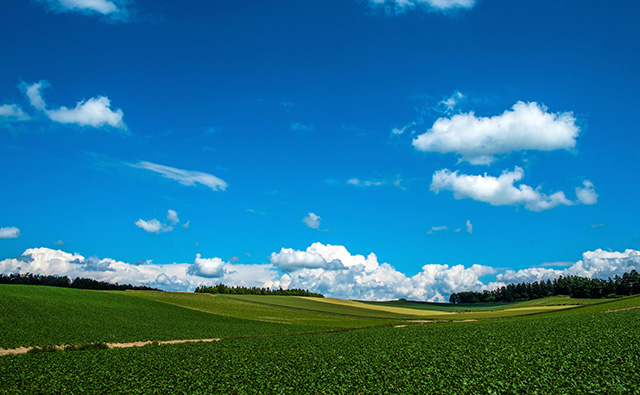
1 285 639 393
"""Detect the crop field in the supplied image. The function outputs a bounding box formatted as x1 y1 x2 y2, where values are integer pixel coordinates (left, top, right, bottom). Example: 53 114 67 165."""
1 285 639 394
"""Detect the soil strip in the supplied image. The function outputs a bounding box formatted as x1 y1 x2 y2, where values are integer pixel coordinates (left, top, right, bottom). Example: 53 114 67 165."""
0 338 221 357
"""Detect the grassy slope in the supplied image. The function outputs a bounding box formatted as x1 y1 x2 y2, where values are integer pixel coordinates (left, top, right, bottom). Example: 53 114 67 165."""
128 291 400 328
0 285 323 348
2 295 638 394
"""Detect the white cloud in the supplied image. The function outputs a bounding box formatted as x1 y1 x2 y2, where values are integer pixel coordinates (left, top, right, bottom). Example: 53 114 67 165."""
413 101 579 165
495 249 640 286
166 210 179 225
0 104 29 121
46 96 126 129
186 254 226 278
347 178 385 187
130 161 227 191
37 0 129 21
182 221 190 229
368 0 475 13
24 81 47 111
58 0 119 14
270 243 494 301
431 167 575 211
302 213 322 230
0 227 21 239
23 81 126 130
466 219 473 235
1 245 639 300
439 91 464 114
427 226 448 235
576 180 598 205
134 219 173 234
0 248 283 292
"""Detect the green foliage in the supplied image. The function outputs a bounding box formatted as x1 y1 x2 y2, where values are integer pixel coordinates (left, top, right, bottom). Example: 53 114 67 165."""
0 285 322 348
195 283 324 297
450 270 640 303
0 272 160 291
2 296 639 394
129 291 402 327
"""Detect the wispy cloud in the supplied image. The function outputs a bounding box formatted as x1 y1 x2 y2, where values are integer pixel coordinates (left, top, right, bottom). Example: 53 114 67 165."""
413 102 579 165
36 0 131 22
130 161 227 191
427 225 448 235
291 122 314 132
0 104 29 121
368 0 475 14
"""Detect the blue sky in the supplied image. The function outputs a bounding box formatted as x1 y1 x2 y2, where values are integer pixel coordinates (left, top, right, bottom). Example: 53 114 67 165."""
1 0 639 300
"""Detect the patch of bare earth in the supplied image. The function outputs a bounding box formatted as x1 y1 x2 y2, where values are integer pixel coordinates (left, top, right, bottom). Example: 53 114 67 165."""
0 338 221 356
603 305 640 314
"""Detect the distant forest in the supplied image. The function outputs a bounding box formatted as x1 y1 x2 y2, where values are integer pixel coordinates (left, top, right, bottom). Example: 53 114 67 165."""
0 273 160 291
195 283 324 298
449 270 640 304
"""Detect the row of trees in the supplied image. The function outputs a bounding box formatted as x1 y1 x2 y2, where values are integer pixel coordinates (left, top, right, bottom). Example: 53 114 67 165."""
195 283 324 297
0 273 160 291
449 270 640 304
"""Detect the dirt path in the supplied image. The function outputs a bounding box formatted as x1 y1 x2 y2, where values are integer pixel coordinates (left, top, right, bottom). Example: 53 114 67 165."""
0 338 221 357
603 305 640 314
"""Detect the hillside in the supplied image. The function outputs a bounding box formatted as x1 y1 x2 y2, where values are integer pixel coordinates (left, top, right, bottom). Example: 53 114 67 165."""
1 285 639 393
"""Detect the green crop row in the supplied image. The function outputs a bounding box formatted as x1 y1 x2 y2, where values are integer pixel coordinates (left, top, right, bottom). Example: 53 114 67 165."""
2 297 639 394
0 285 324 348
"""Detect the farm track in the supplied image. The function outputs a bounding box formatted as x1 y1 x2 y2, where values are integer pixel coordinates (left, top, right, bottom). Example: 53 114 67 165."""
0 338 221 357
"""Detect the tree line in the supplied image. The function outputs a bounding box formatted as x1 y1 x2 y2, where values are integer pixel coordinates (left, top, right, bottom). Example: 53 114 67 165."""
195 283 324 297
449 270 640 304
0 272 160 291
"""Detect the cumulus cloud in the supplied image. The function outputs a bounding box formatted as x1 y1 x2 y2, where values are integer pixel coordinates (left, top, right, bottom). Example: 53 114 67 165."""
130 161 227 192
0 227 21 239
134 210 184 234
135 218 173 234
302 213 322 230
576 180 598 205
186 254 226 278
466 219 473 235
495 249 640 286
0 104 29 121
270 243 494 301
413 101 579 165
46 96 126 129
23 81 126 130
431 167 576 211
1 245 639 300
36 0 130 21
0 248 283 292
368 0 475 13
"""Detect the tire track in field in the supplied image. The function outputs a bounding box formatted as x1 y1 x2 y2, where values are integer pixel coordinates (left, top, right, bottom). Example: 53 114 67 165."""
0 338 221 357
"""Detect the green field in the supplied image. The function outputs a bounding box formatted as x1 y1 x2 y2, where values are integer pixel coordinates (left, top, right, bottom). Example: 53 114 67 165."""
1 285 639 393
